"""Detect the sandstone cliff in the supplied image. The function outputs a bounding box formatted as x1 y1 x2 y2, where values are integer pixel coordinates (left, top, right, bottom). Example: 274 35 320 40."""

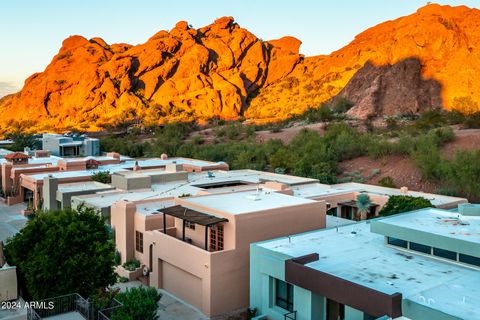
1 4 479 133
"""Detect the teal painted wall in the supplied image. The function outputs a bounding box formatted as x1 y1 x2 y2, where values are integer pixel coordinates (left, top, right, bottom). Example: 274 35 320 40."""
250 243 464 320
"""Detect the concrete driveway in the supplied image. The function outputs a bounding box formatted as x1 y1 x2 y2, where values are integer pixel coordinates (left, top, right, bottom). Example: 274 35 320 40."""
0 201 27 242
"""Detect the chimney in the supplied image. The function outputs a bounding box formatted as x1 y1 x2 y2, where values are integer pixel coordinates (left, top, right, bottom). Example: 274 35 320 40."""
43 175 59 211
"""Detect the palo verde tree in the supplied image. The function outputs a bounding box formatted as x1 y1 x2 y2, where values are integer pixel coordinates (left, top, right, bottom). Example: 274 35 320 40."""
4 206 116 300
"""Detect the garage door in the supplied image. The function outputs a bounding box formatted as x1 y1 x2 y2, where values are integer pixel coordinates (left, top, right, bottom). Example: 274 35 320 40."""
161 260 203 310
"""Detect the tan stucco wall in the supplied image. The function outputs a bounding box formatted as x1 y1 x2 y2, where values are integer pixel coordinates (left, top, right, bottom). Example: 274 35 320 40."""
138 198 326 317
0 266 18 302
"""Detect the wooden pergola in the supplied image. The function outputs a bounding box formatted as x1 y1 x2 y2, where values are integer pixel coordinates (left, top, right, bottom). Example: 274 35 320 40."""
159 205 228 251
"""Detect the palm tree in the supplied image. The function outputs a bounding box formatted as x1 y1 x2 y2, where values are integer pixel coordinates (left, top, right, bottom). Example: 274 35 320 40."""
356 193 373 221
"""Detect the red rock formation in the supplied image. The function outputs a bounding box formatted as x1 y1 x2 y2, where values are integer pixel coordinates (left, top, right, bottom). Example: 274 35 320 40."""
0 4 479 133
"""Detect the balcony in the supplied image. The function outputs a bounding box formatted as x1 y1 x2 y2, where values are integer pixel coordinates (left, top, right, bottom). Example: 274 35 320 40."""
157 205 227 252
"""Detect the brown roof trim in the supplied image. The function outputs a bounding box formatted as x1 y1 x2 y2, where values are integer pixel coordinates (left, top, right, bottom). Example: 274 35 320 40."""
285 253 402 318
159 205 228 226
5 152 30 160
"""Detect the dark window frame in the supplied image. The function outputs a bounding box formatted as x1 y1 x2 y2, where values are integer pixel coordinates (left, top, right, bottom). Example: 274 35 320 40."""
433 247 457 261
387 237 408 249
135 230 143 253
275 278 294 312
409 242 431 254
459 254 480 267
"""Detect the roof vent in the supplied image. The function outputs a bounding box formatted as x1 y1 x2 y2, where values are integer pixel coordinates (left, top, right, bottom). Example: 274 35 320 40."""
246 194 261 201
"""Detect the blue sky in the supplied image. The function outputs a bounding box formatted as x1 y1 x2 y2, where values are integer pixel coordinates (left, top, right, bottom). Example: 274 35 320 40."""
0 0 478 97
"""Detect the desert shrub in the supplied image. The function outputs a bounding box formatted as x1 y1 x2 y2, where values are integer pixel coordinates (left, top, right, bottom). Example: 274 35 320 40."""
301 104 333 123
324 123 365 160
462 112 480 128
338 170 364 183
379 195 432 216
145 122 196 156
378 176 396 188
409 109 447 132
332 97 354 113
213 122 255 141
91 171 111 184
100 136 146 158
411 136 442 180
441 150 480 200
428 126 455 145
112 287 161 320
366 139 394 159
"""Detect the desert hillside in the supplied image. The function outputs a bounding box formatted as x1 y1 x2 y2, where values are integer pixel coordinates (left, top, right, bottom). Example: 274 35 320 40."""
1 4 479 133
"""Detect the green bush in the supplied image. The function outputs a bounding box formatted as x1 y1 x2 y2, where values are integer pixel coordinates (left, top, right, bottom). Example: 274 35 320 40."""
100 136 147 158
112 287 161 320
91 171 111 184
379 195 432 216
378 176 396 188
114 250 121 266
441 150 480 200
122 259 140 271
333 97 354 113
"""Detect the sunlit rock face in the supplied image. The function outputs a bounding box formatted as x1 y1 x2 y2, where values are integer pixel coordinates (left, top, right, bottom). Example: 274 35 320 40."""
1 4 480 133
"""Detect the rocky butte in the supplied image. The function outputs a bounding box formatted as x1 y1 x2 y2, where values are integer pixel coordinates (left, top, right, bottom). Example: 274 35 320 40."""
0 4 479 133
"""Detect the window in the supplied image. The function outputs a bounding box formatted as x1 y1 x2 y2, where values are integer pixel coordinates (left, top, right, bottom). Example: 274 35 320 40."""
409 242 431 254
135 231 143 253
387 237 408 249
210 224 224 251
326 299 345 320
433 248 457 261
275 279 294 312
459 254 480 267
326 207 337 216
185 221 195 230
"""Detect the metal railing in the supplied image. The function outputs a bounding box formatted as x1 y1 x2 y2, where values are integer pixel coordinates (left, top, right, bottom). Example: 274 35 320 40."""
97 297 123 320
27 307 41 320
27 293 92 319
25 292 122 320
284 310 297 320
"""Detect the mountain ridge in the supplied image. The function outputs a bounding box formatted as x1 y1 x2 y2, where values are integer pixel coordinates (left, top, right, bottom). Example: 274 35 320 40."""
1 4 479 133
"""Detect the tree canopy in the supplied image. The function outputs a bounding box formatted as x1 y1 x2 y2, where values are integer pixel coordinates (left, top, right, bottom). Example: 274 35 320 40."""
4 206 116 300
379 195 432 217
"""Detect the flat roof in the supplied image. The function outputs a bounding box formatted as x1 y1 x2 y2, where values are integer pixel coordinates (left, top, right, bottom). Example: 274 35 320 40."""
257 220 480 319
183 190 317 215
61 156 118 162
378 208 480 243
57 181 113 193
291 182 467 206
28 170 95 181
29 155 63 166
73 190 172 210
135 199 176 216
